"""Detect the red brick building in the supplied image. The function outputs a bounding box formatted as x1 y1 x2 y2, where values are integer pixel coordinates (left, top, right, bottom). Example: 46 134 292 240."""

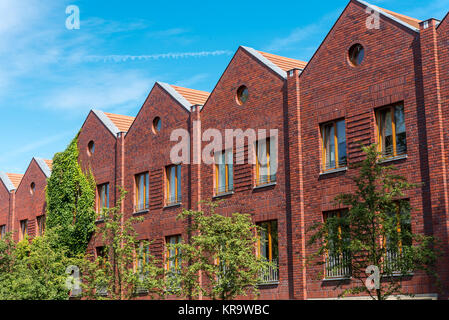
2 0 449 299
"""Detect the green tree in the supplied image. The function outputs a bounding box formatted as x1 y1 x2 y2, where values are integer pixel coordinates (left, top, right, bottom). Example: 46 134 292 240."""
0 230 82 300
169 201 272 300
308 144 440 300
46 133 97 256
80 190 165 300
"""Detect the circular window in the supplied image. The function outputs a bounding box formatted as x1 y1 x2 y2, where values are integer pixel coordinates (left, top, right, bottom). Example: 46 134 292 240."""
236 86 249 105
87 141 95 156
348 43 365 66
30 182 35 195
152 117 161 134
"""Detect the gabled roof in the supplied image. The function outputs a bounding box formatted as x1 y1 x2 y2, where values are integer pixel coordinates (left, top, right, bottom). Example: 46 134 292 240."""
6 173 23 189
0 172 22 192
91 109 135 136
156 82 210 111
170 85 210 106
258 51 307 72
239 46 307 79
103 112 135 133
355 0 420 32
34 158 52 178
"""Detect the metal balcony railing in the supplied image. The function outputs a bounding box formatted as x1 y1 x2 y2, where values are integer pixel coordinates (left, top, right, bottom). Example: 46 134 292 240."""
383 248 401 273
255 174 276 187
166 195 182 206
134 202 149 212
259 259 279 285
325 252 351 279
214 185 234 196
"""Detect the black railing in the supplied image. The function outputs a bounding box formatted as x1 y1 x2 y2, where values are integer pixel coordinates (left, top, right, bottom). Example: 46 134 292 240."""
325 252 351 279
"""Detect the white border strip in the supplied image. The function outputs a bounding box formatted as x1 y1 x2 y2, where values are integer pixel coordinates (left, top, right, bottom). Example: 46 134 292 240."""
356 0 419 32
240 46 287 79
0 171 15 191
34 157 52 178
92 109 120 136
157 82 192 111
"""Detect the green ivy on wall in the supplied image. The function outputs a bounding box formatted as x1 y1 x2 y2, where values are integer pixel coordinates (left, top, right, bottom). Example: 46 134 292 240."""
45 133 96 256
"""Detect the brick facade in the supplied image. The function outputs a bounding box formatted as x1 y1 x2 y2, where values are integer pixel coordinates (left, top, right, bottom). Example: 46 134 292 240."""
2 0 449 299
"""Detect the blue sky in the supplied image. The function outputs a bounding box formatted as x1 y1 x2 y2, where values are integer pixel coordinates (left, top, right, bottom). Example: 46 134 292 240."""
0 0 448 174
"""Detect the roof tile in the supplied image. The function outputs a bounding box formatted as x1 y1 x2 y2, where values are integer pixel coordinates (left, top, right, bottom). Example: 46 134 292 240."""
6 173 23 189
170 85 210 106
257 51 307 72
103 112 135 133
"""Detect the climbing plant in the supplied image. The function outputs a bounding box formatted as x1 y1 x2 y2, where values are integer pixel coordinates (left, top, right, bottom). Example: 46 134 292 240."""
46 133 97 256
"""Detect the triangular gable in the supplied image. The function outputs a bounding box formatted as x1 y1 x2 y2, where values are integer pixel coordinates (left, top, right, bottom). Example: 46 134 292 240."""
91 109 121 137
240 46 288 79
34 158 52 178
156 82 193 111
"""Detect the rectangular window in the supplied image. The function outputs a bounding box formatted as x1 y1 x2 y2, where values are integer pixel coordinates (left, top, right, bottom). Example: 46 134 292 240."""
323 211 351 279
19 220 28 241
36 215 45 236
321 119 347 171
384 201 412 272
97 183 109 217
165 235 182 272
376 104 407 158
0 225 6 240
135 241 150 274
135 172 149 212
257 221 279 284
255 137 277 186
165 165 181 206
214 150 234 195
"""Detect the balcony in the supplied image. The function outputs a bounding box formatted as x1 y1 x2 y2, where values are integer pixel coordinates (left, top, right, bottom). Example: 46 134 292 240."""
214 185 234 197
165 195 182 207
259 259 279 285
255 174 276 188
325 252 351 279
134 202 149 213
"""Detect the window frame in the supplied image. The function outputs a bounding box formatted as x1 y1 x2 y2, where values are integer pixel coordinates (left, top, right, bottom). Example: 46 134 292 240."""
320 119 347 172
214 149 234 195
19 219 28 241
0 225 6 240
376 103 407 159
165 165 181 206
135 172 150 212
165 235 182 272
97 183 110 217
255 137 277 187
36 215 45 236
257 220 278 262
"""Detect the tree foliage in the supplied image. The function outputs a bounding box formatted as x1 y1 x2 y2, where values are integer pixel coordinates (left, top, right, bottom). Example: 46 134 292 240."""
46 133 97 256
0 230 81 300
308 144 440 300
170 201 271 300
79 190 166 300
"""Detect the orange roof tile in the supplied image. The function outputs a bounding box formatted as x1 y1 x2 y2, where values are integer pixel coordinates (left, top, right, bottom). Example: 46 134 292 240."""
44 159 53 170
104 112 135 132
379 7 421 29
258 51 307 72
6 173 23 189
171 85 210 106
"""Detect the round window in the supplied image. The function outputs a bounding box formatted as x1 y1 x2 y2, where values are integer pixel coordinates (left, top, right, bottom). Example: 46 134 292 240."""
88 141 95 156
348 43 365 66
30 182 35 195
152 117 161 134
236 86 249 105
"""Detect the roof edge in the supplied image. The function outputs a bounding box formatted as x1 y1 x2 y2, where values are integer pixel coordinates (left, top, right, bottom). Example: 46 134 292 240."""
92 109 120 136
156 82 192 111
355 0 419 32
240 46 287 79
0 171 15 192
34 157 52 178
